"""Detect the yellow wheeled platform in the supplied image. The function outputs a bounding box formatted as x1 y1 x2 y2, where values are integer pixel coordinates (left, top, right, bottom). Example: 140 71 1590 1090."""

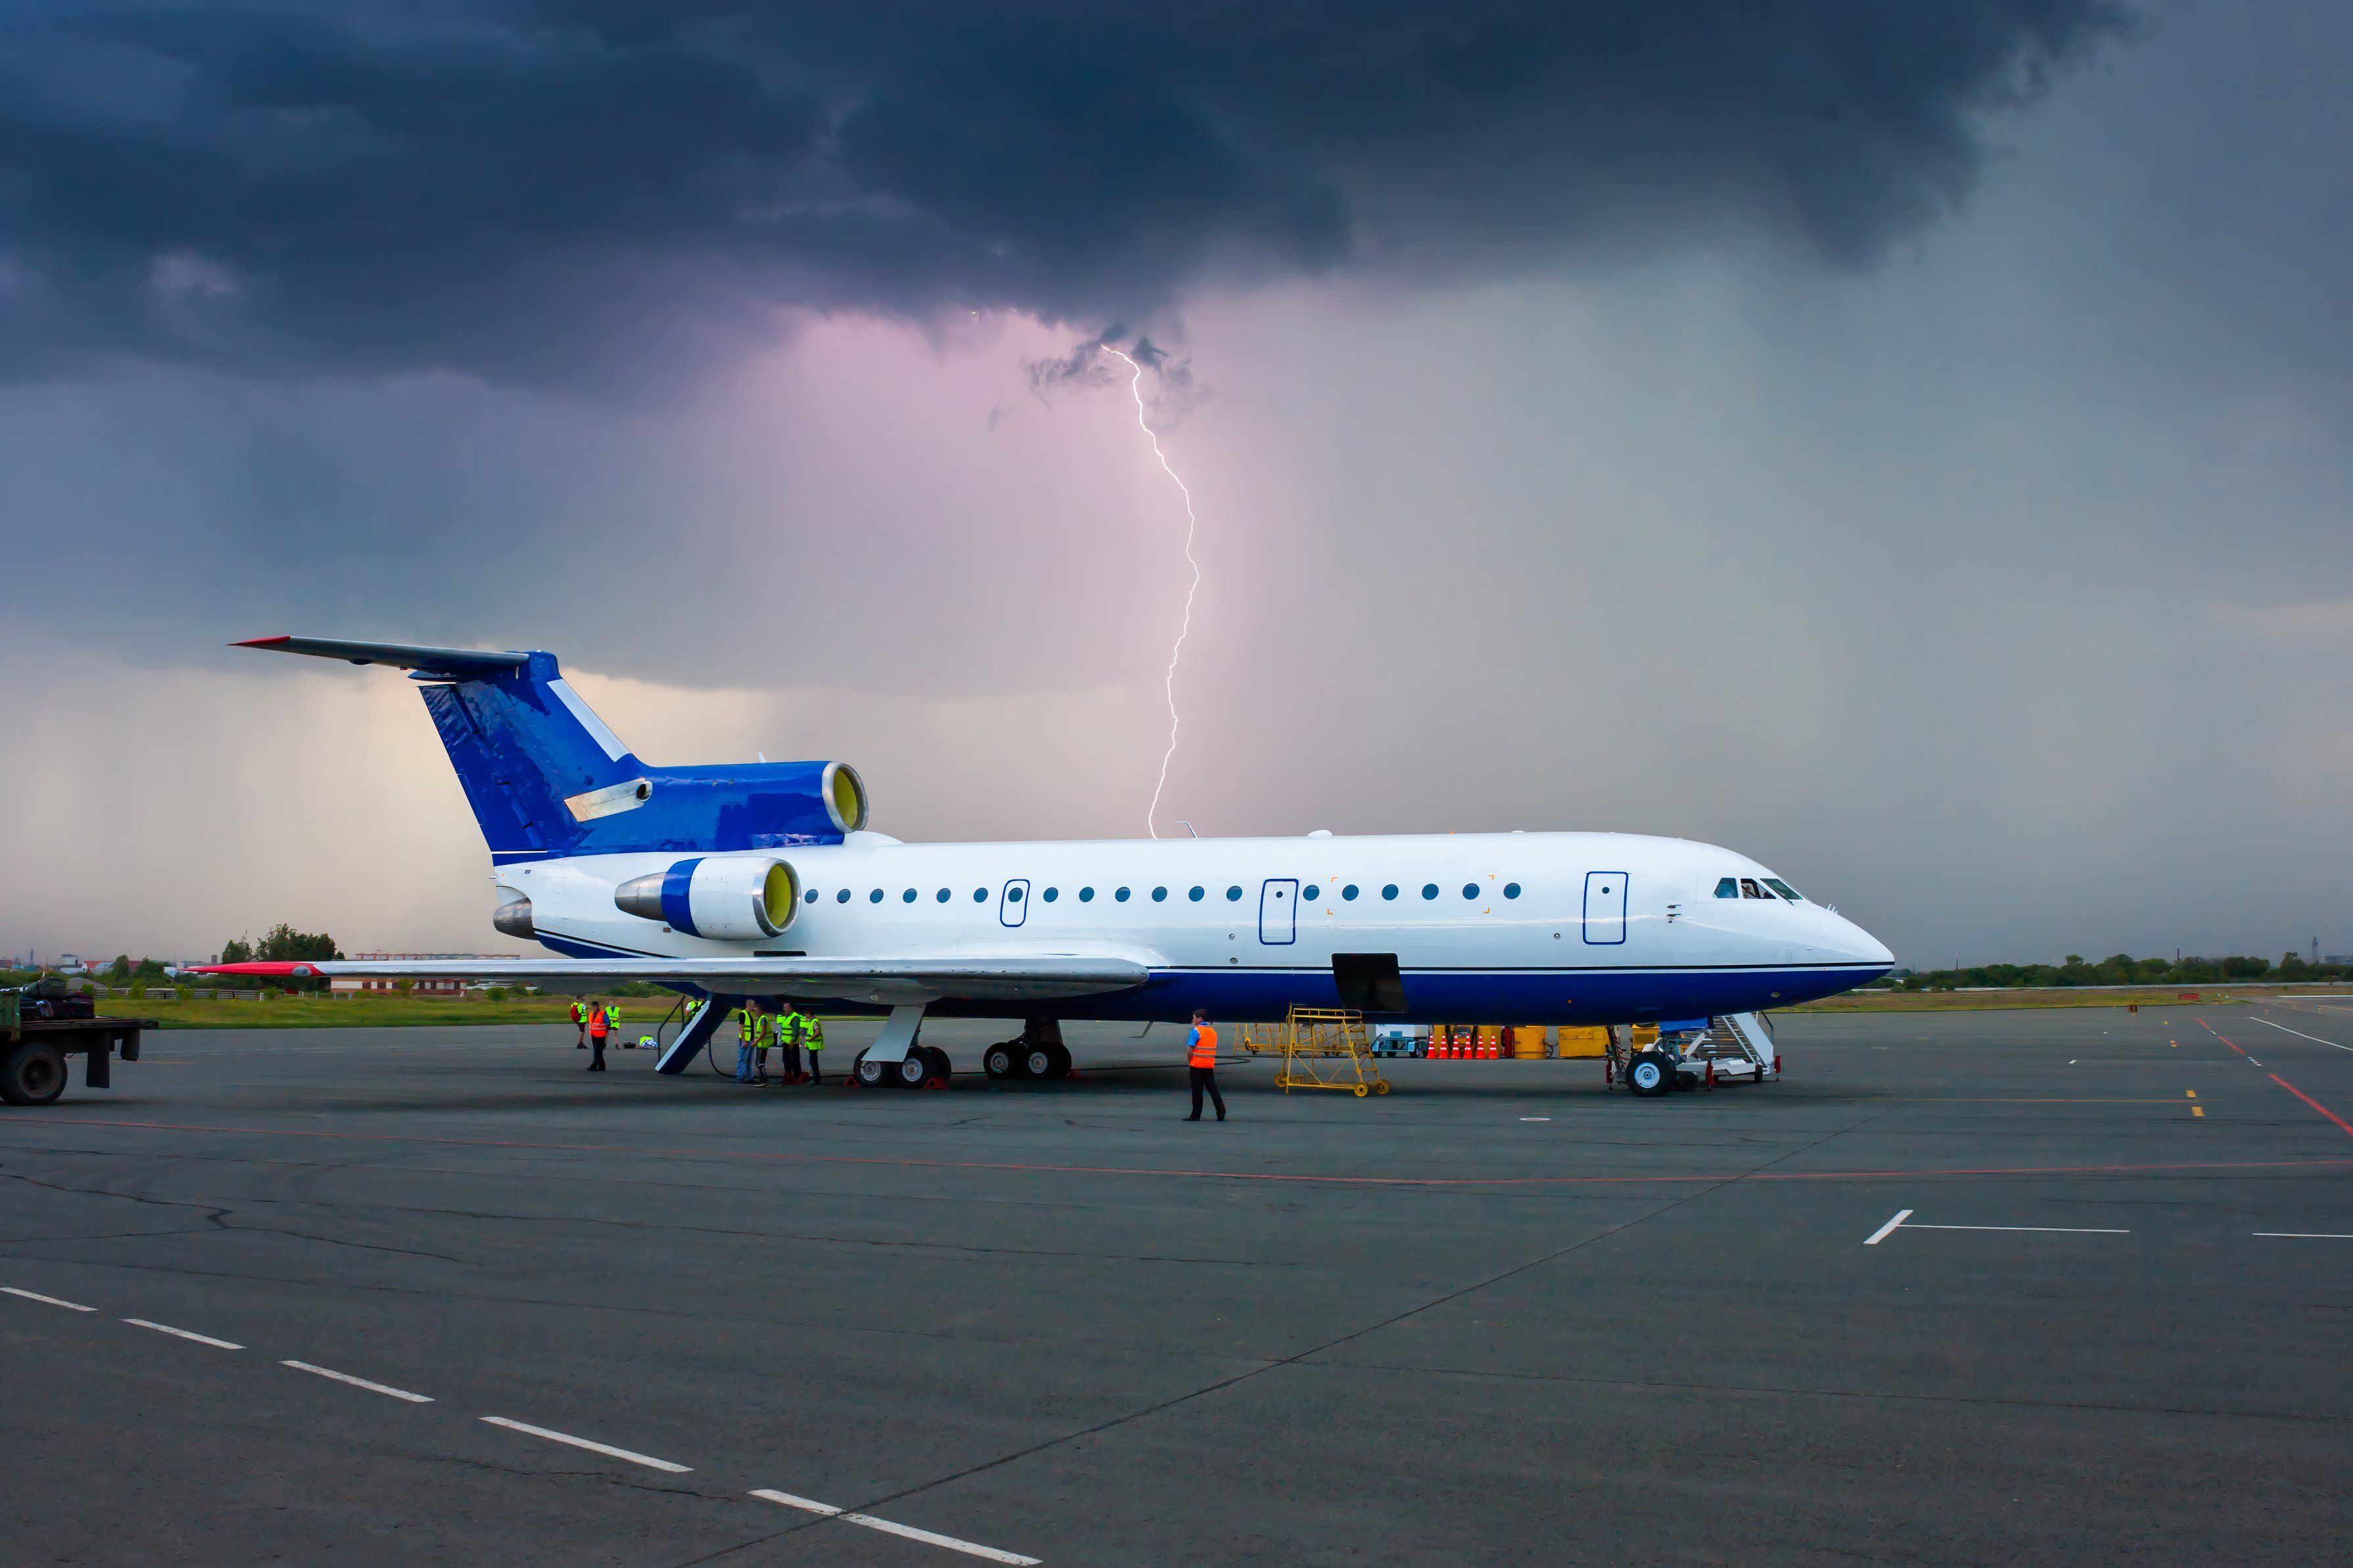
1239 1007 1390 1096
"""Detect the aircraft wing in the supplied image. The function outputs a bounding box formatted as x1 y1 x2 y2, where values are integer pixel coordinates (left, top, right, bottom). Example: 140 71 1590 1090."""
187 954 1152 1006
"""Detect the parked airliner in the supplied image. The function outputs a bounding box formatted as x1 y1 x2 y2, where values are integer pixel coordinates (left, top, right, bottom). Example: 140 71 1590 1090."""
197 637 1892 1085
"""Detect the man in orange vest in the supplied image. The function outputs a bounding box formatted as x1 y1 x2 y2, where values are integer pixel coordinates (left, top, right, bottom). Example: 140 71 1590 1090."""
585 998 611 1072
1184 1008 1225 1121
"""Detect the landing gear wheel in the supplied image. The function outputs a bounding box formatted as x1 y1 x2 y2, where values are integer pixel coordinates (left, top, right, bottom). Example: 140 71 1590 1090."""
1625 1051 1672 1098
1 1042 67 1106
895 1051 934 1089
984 1042 1022 1080
852 1051 891 1089
920 1046 952 1085
1043 1042 1072 1081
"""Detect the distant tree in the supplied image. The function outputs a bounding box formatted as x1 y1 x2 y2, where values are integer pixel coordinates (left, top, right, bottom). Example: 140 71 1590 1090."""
219 935 254 965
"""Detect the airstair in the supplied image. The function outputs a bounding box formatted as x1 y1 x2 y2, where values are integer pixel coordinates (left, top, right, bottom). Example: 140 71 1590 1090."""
1688 1012 1777 1082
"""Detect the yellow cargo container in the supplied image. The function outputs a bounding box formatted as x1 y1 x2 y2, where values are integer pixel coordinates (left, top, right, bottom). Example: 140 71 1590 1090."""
1511 1025 1547 1059
1555 1025 1609 1058
1630 1023 1660 1048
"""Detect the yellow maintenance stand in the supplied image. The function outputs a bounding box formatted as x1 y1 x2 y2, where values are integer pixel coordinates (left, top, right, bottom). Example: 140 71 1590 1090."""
1239 1006 1390 1096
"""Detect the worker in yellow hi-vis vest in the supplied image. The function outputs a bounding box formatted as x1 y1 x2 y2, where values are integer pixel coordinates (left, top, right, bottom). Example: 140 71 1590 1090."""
736 1008 762 1083
804 1012 827 1085
776 1007 806 1081
570 998 587 1049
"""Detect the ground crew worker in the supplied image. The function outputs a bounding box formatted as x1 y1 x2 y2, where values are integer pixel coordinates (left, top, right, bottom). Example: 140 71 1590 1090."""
1185 1008 1225 1121
777 1006 806 1081
737 1006 761 1083
570 998 587 1048
803 1012 826 1085
607 1001 624 1046
753 1010 773 1078
585 998 610 1071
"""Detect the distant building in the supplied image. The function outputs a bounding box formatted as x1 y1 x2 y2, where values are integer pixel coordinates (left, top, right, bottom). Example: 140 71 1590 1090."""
331 953 518 995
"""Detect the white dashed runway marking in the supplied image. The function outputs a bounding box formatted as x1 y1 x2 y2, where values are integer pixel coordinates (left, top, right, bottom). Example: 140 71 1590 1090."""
751 1488 1043 1564
1 1286 95 1311
124 1318 244 1349
480 1416 693 1473
282 1360 434 1402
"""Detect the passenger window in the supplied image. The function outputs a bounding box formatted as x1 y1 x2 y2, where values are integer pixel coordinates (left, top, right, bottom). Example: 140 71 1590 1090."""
1043 887 1058 902
902 889 916 903
1462 882 1478 900
1764 878 1804 902
1421 883 1438 900
1715 878 1739 899
1189 886 1204 901
869 889 884 903
836 889 851 903
1080 887 1095 902
1503 882 1520 899
1227 885 1244 901
1008 885 1023 902
1116 887 1131 902
1381 884 1398 900
1740 878 1765 899
806 889 819 903
1152 887 1168 902
936 888 950 903
973 887 987 902
1342 884 1359 901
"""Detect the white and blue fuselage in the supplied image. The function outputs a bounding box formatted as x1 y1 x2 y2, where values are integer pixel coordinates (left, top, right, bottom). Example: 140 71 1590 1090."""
509 830 1892 1024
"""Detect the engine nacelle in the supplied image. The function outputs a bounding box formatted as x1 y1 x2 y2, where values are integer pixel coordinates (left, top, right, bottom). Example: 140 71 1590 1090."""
614 857 798 941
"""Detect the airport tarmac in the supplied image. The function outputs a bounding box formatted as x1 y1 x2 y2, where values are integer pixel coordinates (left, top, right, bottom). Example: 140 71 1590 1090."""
3 1004 2350 1565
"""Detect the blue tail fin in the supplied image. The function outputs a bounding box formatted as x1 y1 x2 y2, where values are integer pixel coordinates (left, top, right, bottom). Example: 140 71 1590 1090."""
235 637 868 861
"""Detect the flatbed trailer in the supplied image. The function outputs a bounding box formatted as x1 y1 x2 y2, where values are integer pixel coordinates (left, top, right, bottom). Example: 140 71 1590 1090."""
1 1000 156 1106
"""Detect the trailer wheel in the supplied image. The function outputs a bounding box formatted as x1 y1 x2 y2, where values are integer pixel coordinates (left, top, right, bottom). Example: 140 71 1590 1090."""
1674 1070 1699 1092
1625 1052 1672 1098
1 1042 68 1106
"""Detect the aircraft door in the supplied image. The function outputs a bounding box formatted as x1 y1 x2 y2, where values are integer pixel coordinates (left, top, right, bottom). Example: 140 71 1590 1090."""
1259 878 1298 945
1583 871 1628 945
999 878 1030 928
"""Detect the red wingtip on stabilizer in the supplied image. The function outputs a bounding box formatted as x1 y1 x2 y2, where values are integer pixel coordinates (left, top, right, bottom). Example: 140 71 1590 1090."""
231 635 293 648
187 961 318 978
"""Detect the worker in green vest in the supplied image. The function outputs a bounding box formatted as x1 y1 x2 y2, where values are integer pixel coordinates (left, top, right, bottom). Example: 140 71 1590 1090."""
803 1012 827 1085
773 1006 805 1081
735 1007 761 1083
570 998 586 1048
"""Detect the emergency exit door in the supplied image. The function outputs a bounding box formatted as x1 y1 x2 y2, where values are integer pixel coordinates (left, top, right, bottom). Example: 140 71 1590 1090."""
999 878 1030 928
1583 871 1628 945
1259 879 1297 945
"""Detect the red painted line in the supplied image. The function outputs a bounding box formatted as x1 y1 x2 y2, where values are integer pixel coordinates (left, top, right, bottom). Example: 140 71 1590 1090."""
2201 1019 2249 1056
8 1116 2353 1190
2270 1075 2353 1140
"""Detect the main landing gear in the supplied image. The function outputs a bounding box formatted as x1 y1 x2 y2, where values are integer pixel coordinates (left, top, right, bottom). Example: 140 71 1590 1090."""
853 1043 954 1089
984 1018 1072 1083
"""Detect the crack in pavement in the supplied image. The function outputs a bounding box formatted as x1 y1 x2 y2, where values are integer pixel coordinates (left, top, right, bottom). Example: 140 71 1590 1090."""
0 1168 469 1266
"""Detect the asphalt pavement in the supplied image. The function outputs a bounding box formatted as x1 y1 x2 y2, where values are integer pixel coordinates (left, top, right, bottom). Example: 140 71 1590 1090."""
3 1003 2350 1565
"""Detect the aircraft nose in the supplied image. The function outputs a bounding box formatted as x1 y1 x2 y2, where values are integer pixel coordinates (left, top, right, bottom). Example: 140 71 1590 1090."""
1839 915 1894 968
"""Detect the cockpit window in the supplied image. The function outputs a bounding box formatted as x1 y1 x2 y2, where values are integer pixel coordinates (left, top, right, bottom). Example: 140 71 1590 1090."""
1739 878 1766 899
1714 878 1739 899
1764 878 1803 901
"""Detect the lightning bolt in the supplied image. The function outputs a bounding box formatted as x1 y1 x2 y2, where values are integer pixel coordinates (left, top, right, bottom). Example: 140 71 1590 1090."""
1106 346 1200 840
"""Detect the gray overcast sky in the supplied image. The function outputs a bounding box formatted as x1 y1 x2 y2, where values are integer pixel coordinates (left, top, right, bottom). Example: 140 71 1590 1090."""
1 0 2347 969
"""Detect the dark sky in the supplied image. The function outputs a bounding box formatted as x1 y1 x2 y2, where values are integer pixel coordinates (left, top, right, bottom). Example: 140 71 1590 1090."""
3 1 2348 968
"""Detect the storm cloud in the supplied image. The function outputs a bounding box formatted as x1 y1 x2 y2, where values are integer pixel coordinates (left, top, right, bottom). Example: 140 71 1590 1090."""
0 1 2126 385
